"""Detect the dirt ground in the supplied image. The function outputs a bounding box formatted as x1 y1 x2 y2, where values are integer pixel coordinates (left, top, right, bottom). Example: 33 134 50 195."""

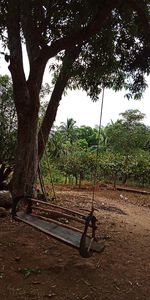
0 185 150 300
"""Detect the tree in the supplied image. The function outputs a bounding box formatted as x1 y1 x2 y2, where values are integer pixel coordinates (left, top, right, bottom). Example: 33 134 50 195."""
57 140 95 187
1 1 150 198
105 109 150 183
59 118 77 144
45 118 150 187
106 109 149 154
75 126 97 148
130 150 150 186
0 75 17 189
98 152 125 188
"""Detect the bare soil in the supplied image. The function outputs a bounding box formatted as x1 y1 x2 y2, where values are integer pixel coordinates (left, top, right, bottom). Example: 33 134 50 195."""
0 185 150 300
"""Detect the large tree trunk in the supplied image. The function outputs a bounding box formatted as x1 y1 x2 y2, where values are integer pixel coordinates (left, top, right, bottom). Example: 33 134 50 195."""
12 100 39 198
7 1 42 199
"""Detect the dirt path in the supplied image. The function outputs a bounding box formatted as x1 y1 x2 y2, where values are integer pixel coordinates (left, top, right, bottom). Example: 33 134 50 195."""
0 187 150 300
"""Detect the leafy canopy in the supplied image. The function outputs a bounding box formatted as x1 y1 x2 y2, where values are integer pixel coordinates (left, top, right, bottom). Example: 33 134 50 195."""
105 109 150 155
1 1 150 100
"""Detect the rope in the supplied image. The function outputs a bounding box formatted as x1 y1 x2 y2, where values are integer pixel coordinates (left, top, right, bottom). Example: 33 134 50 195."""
91 87 105 211
42 142 56 200
38 166 47 200
38 124 56 200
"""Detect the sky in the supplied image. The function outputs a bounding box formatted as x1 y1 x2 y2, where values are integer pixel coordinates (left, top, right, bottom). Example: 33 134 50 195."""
0 49 150 128
54 87 150 128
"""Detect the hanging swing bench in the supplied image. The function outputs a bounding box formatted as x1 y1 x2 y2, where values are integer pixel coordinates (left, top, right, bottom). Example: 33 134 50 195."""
12 195 105 258
12 88 105 258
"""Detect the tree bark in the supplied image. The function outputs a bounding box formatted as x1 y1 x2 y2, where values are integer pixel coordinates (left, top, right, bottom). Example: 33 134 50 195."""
12 102 39 197
7 1 41 198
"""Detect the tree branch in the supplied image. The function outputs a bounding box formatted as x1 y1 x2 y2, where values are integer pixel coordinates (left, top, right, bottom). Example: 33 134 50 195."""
36 0 123 64
7 0 26 88
38 46 81 159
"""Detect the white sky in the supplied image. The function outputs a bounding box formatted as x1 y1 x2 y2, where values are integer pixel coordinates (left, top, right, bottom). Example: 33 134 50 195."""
44 61 150 128
0 49 150 128
54 87 150 128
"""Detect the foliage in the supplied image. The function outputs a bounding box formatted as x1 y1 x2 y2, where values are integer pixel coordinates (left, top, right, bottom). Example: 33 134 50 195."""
59 118 77 144
0 75 17 188
42 111 150 187
52 1 150 100
105 110 150 154
129 150 150 185
1 1 150 100
75 126 98 148
0 75 17 162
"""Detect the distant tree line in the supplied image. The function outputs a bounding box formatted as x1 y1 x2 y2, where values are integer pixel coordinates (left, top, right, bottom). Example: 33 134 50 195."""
41 111 150 188
1 75 150 190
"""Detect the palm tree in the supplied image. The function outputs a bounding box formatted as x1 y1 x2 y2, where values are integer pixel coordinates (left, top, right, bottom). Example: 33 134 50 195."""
59 118 77 144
